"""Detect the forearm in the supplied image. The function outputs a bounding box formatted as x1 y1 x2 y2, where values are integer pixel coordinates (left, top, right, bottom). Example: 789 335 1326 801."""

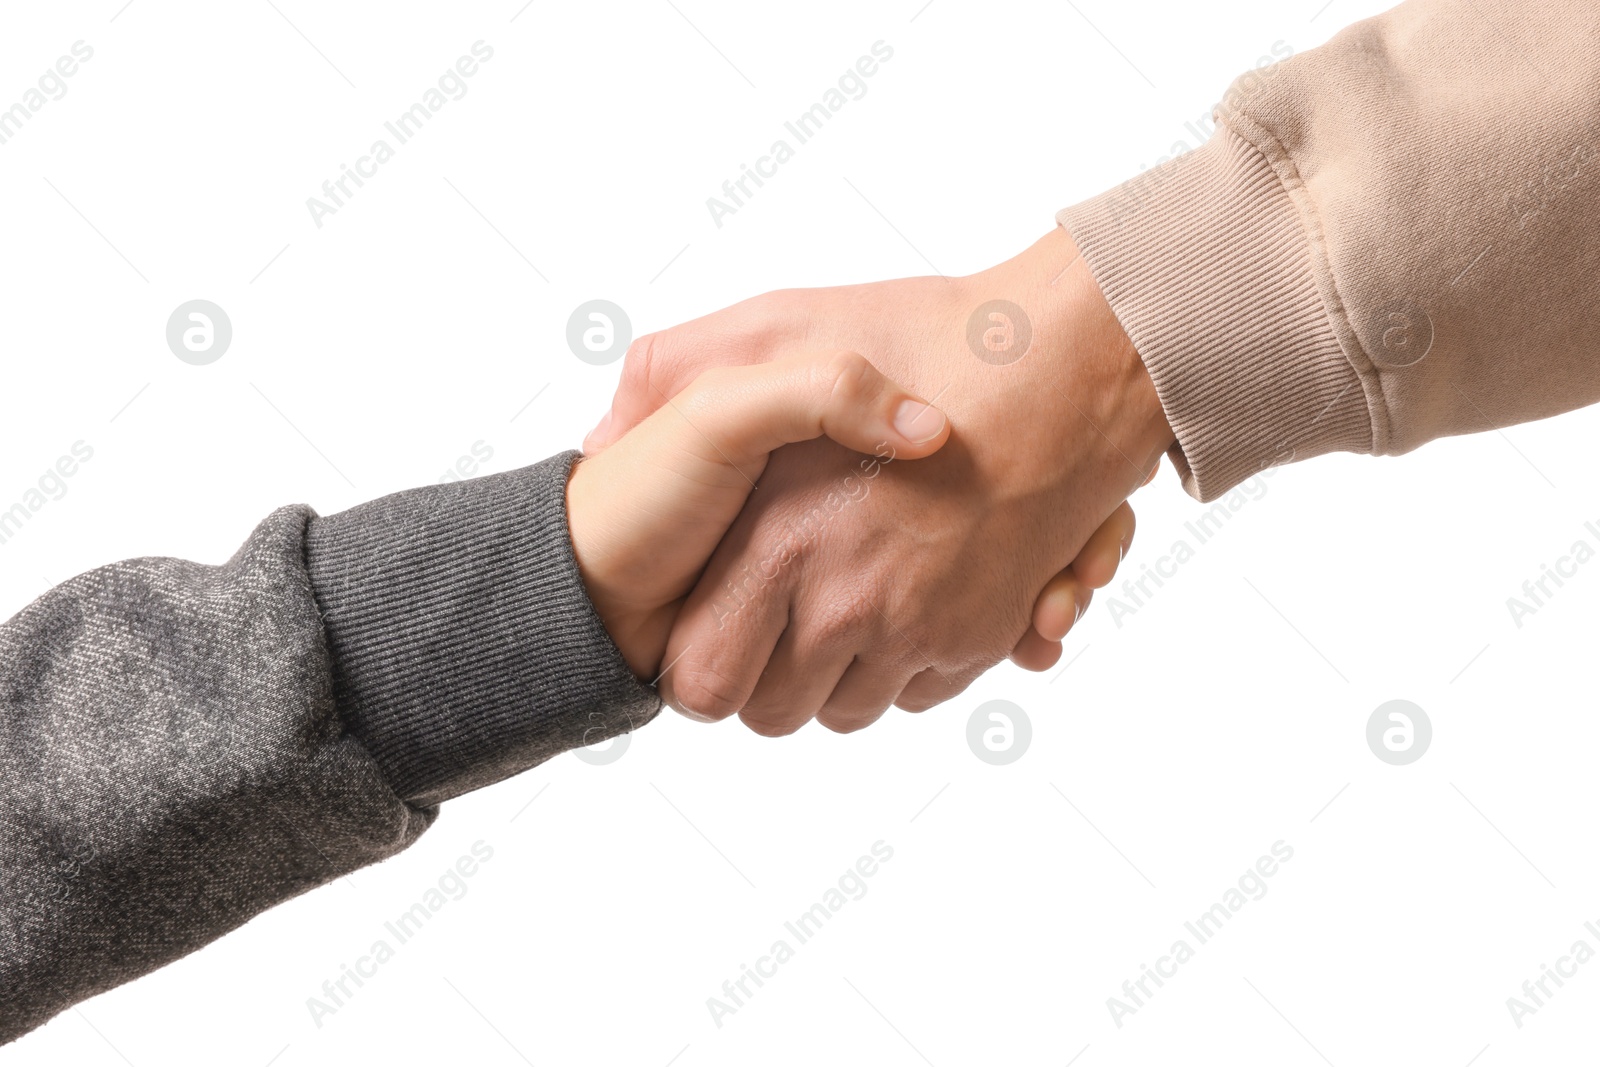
308 451 659 805
0 452 658 1043
1061 0 1600 499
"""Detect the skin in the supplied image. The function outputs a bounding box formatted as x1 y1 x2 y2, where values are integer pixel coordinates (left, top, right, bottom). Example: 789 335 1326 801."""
567 350 953 680
586 227 1176 735
565 347 1142 688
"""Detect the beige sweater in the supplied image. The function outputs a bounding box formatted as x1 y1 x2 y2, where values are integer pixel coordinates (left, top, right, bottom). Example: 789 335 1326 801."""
1060 0 1600 501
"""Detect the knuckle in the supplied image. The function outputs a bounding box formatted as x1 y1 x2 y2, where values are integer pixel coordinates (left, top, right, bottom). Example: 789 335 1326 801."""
621 332 655 380
732 289 795 336
621 331 670 398
670 661 749 722
737 684 791 725
896 626 945 670
893 679 943 713
895 665 975 715
812 595 878 651
814 349 874 406
689 292 790 366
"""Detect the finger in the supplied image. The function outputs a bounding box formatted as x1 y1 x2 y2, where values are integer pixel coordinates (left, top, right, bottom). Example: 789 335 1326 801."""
587 322 770 453
581 408 615 456
586 333 674 454
738 632 854 737
894 664 983 714
1009 626 1065 672
659 580 789 723
1068 501 1137 590
1029 504 1134 641
815 658 918 734
646 350 951 477
655 441 842 726
1030 569 1090 644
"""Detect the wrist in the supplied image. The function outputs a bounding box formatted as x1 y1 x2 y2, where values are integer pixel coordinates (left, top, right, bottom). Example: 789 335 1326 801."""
975 227 1175 487
305 454 660 803
565 458 669 681
1089 272 1177 477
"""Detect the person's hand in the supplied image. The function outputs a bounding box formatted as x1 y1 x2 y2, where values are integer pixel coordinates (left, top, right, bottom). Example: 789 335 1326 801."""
1020 494 1141 666
566 349 952 680
586 228 1175 734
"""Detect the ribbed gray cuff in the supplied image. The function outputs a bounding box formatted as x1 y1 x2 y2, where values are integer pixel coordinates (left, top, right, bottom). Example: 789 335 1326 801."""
1058 125 1374 500
304 451 660 807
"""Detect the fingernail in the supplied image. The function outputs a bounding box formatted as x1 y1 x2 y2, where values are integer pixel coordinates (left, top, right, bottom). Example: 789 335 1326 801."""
892 399 946 444
584 409 613 451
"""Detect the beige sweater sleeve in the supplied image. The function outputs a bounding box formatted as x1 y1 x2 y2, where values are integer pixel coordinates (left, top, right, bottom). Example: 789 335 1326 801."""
1060 0 1600 501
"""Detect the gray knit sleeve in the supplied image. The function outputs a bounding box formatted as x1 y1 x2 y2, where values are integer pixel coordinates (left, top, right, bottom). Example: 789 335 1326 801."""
0 450 660 1044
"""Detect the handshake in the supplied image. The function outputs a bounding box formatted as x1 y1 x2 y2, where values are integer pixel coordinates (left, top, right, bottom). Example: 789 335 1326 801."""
566 227 1176 736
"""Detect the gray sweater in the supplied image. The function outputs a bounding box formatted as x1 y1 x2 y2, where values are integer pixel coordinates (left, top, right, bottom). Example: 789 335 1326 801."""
0 452 660 1044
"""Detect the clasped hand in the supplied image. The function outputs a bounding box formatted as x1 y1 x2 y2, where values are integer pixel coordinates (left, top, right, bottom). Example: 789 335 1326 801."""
568 228 1174 736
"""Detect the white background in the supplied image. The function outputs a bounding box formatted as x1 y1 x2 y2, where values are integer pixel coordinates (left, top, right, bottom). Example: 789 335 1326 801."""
2 1 1595 1064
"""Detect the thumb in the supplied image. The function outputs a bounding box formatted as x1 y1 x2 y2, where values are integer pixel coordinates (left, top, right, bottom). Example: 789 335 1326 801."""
565 349 950 677
658 349 950 473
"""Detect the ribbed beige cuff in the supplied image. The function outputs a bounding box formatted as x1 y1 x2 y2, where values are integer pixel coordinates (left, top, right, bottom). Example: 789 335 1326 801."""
1058 126 1373 501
